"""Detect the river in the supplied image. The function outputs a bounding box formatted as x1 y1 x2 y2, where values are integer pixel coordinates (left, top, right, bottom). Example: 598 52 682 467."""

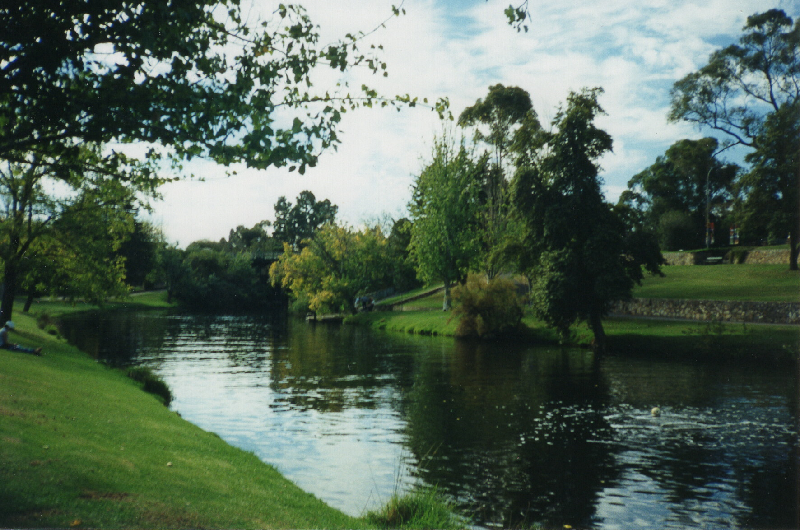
61 310 799 529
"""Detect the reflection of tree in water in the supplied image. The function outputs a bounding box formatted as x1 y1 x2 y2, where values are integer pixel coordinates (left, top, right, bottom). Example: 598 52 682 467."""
401 340 616 528
175 313 286 368
61 310 172 365
267 320 418 413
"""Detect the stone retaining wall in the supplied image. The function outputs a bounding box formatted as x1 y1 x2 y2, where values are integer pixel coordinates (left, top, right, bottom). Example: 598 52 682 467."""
611 298 800 325
662 249 789 266
662 252 696 266
735 249 791 264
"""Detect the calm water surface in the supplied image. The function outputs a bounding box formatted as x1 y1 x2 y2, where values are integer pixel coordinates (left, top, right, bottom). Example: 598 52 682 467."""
62 311 799 529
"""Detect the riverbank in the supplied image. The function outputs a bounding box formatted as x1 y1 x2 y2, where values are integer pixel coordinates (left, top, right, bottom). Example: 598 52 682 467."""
0 310 368 529
346 310 799 362
1 297 463 529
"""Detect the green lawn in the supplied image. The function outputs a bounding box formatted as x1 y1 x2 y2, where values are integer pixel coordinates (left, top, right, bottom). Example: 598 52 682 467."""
634 264 799 302
2 297 461 529
389 265 799 307
374 285 442 307
601 317 799 362
347 309 460 336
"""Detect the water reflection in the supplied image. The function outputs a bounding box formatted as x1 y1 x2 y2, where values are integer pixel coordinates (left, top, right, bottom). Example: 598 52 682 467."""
60 312 799 529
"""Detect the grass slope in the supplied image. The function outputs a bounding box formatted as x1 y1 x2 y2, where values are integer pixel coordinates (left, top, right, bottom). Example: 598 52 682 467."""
633 264 799 302
347 310 459 336
1 311 365 529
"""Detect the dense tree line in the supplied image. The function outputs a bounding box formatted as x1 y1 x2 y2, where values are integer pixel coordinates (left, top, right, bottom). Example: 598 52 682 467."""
401 8 798 347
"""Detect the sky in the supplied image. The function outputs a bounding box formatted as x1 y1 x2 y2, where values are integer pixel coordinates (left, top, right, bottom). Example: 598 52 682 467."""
145 0 800 247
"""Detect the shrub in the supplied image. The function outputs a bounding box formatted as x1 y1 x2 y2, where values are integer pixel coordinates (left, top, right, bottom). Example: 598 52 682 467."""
126 366 172 406
366 487 462 530
451 275 524 338
35 311 55 330
658 210 699 251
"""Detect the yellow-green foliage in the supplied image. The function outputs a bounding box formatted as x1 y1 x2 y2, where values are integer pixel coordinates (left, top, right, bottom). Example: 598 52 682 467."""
451 275 524 338
270 226 393 314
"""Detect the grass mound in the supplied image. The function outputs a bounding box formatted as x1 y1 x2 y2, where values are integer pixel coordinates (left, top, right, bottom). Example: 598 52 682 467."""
125 366 173 406
366 487 462 530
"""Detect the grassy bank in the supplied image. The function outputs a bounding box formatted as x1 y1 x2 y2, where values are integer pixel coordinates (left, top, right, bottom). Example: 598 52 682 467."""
632 264 799 302
347 310 460 336
0 310 367 529
3 295 463 529
355 263 799 360
348 310 798 361
383 265 799 308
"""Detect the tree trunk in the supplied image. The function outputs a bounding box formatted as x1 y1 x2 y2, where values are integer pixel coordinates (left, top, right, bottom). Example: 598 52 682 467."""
442 281 451 311
23 288 35 312
588 309 606 354
790 229 798 271
0 263 18 323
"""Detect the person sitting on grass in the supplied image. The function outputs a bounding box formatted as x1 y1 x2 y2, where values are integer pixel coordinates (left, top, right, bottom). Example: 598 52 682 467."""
0 321 42 356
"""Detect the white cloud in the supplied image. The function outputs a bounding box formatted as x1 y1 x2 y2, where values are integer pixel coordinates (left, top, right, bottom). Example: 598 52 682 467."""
148 0 798 246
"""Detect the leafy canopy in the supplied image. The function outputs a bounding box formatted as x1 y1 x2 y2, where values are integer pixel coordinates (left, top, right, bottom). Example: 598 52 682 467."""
270 224 394 314
1 1 445 174
408 134 484 309
621 138 739 250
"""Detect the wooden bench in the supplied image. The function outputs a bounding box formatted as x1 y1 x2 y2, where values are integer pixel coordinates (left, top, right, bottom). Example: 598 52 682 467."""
705 256 724 264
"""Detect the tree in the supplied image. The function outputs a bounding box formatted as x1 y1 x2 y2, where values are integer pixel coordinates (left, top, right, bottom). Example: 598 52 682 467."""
511 88 662 351
225 222 280 254
273 191 338 249
150 244 188 305
738 100 800 251
270 224 394 315
386 218 422 293
172 242 282 312
458 85 542 277
0 1 445 317
0 148 144 321
117 220 160 287
408 135 483 310
669 9 800 268
621 138 739 250
458 84 535 173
